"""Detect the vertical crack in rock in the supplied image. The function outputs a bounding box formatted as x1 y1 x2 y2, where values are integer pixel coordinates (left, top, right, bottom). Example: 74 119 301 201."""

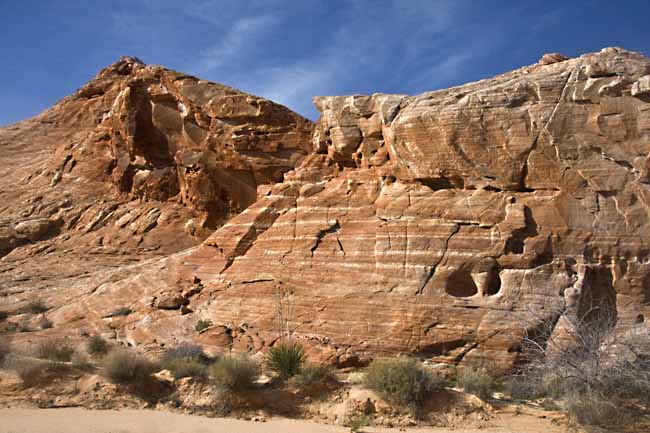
415 223 461 295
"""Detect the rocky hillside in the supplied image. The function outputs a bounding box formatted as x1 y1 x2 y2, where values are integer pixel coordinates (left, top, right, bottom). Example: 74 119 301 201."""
0 56 312 319
2 48 650 369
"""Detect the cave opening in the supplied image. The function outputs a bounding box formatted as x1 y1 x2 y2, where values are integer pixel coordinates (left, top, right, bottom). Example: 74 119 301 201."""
445 268 478 297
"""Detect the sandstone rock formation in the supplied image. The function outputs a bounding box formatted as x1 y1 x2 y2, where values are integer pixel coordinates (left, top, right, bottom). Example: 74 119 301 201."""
3 48 650 370
0 56 312 317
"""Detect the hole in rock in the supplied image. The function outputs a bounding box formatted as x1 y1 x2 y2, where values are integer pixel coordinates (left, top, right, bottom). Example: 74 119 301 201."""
486 268 502 296
578 266 617 331
445 268 478 297
636 314 645 324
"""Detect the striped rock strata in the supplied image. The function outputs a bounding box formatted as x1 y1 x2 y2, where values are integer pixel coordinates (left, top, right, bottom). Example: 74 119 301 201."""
5 48 650 370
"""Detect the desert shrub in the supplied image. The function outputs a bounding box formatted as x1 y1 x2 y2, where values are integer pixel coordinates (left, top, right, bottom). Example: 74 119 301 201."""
346 413 370 433
11 359 70 388
456 363 497 400
348 371 366 384
110 307 132 317
71 352 93 370
513 306 650 431
564 390 627 430
291 364 336 389
505 373 544 401
265 341 306 379
102 350 156 385
35 341 75 362
194 319 212 333
19 299 49 314
87 335 109 356
0 311 8 321
39 318 53 329
164 357 208 380
161 343 208 380
210 355 258 392
0 339 9 366
162 343 206 363
364 357 442 416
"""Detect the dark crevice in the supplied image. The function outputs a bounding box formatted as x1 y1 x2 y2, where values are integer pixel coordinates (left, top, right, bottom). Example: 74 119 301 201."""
416 175 464 191
505 206 538 254
310 220 341 256
416 339 467 357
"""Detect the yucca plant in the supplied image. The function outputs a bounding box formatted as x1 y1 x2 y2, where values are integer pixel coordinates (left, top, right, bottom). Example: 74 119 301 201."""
265 341 306 379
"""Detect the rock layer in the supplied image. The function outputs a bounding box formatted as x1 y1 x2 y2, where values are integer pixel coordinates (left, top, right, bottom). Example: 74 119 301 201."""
3 48 650 370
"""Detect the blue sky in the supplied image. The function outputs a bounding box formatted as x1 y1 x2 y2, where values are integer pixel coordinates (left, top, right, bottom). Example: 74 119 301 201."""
1 0 649 125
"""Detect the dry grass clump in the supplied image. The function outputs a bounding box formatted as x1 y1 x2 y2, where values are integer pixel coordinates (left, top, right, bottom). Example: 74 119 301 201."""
101 350 156 385
87 335 109 356
455 363 497 400
291 364 336 389
364 357 443 418
35 341 75 362
161 343 209 380
209 355 258 392
10 358 71 388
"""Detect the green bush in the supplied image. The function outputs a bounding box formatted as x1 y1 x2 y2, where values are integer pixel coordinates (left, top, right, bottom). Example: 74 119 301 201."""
347 414 370 433
265 342 306 379
194 319 212 333
364 358 441 416
102 350 156 385
210 355 258 392
291 364 336 389
35 341 75 362
456 364 497 400
19 299 49 314
0 339 9 366
87 336 109 356
110 307 132 317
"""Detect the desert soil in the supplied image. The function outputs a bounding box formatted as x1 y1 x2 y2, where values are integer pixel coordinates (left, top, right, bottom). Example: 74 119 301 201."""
0 408 568 433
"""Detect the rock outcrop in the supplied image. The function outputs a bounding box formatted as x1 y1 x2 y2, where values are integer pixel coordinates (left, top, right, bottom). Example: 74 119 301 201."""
0 56 312 311
3 48 650 370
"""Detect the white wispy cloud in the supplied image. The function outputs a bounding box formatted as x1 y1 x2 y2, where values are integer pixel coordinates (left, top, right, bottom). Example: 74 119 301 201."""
195 13 281 74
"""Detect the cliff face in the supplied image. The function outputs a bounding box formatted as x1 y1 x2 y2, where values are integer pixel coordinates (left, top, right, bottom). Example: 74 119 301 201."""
3 49 650 369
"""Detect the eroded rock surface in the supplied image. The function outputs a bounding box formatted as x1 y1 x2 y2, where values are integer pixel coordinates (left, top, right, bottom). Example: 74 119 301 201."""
3 48 650 370
0 56 312 322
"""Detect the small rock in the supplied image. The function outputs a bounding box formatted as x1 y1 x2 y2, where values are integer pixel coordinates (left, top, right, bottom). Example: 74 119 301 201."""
632 75 650 96
538 52 568 65
155 292 187 310
154 369 175 384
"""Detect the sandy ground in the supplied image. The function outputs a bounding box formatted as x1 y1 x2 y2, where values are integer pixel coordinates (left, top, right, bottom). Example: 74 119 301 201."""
0 408 569 433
